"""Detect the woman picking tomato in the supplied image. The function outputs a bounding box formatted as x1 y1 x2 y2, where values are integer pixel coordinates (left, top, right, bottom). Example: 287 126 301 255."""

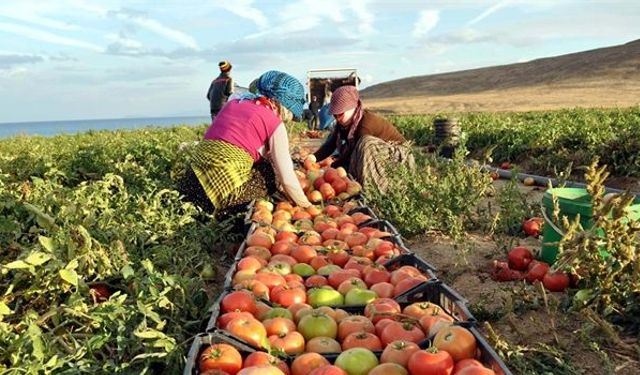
308 85 415 192
179 70 312 218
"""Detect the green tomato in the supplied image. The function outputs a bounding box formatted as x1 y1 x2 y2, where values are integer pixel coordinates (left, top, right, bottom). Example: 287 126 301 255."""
317 264 342 276
297 312 338 340
344 288 377 306
262 307 293 321
335 348 379 375
292 263 316 277
307 288 344 307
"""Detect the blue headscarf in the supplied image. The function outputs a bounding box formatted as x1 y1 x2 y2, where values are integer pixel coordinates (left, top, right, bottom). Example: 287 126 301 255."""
256 70 305 119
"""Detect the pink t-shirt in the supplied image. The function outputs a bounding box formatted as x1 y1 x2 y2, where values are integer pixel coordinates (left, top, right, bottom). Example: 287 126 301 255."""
204 99 281 161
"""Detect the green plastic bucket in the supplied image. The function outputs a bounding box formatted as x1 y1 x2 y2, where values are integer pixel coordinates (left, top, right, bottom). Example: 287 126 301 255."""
541 188 640 264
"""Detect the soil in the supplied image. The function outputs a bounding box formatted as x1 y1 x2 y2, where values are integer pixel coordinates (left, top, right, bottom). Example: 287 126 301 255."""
404 179 640 375
289 135 640 374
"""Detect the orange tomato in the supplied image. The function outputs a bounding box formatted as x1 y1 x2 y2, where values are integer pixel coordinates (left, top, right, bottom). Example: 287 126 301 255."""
198 343 242 375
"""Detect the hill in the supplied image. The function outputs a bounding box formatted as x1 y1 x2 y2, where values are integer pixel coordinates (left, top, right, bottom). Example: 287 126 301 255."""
361 39 640 113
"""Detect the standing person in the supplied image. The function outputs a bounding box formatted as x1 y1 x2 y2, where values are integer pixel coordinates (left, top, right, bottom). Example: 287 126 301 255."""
308 85 414 192
206 60 234 120
318 91 336 130
308 95 321 130
181 70 311 218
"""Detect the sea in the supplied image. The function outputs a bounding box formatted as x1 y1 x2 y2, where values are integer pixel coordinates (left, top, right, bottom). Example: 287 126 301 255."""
0 115 212 139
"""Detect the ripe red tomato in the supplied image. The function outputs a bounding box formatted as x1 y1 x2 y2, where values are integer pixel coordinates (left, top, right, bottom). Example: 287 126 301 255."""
542 271 570 292
198 343 242 374
222 291 257 315
522 218 543 237
408 349 454 375
89 283 111 302
341 331 383 351
507 246 533 271
525 260 550 283
380 321 426 346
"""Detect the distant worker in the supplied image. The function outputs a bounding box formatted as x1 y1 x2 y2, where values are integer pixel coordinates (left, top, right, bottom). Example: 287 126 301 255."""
308 85 414 192
308 95 321 130
318 91 336 130
206 60 234 120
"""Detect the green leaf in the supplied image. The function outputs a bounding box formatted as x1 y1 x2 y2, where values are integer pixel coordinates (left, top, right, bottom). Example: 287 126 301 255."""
121 265 134 280
59 269 78 286
0 301 12 316
28 324 44 360
3 260 30 269
65 259 79 270
25 252 51 266
134 328 166 339
38 236 57 252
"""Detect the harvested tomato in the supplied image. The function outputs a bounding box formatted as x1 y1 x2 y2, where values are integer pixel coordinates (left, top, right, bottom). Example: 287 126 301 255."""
522 218 543 237
222 291 258 315
268 331 305 355
198 343 242 374
542 271 570 292
507 246 533 271
433 325 477 362
380 321 425 345
306 337 342 353
491 260 525 282
341 331 383 351
453 358 485 373
226 317 267 348
380 340 420 367
244 352 290 375
525 260 550 283
408 349 454 375
291 353 330 375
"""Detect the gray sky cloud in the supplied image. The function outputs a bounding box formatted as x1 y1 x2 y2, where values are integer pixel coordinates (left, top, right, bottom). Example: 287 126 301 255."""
0 53 44 69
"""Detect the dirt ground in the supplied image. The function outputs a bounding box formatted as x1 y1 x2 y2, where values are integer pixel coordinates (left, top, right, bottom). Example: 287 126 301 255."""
404 179 640 375
290 135 640 374
363 82 640 114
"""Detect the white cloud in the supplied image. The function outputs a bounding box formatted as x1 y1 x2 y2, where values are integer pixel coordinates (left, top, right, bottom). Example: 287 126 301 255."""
217 0 269 30
412 10 439 38
349 0 375 36
0 8 80 31
0 22 103 52
111 11 200 50
467 0 513 26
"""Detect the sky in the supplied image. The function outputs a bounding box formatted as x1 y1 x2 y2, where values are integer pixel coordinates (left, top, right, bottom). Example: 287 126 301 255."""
0 0 639 123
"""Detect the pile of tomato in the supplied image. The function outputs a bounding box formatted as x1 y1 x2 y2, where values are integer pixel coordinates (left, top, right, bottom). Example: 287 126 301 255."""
188 166 511 375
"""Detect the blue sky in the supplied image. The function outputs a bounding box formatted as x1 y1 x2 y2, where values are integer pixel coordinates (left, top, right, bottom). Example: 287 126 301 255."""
0 0 639 123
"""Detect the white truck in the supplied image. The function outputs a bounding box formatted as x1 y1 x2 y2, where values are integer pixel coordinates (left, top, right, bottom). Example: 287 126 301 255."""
306 68 359 105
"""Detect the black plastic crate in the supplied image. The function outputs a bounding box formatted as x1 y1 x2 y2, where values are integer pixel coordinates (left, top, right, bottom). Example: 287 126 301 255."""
184 331 257 375
469 327 514 375
395 280 475 322
383 253 438 280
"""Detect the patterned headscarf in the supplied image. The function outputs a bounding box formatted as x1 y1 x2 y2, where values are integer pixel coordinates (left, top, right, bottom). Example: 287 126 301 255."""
329 85 364 141
219 60 232 72
257 70 305 119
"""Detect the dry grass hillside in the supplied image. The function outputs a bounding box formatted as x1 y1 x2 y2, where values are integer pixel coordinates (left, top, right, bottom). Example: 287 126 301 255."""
361 39 640 113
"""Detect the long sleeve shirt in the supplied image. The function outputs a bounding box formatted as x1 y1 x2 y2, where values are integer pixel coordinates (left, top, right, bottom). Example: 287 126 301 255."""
314 109 406 166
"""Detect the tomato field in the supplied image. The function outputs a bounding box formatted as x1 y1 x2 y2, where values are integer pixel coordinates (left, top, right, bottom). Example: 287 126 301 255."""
1 106 639 374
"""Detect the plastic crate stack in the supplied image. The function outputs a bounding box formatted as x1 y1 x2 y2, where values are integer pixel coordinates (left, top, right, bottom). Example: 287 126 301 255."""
185 198 513 375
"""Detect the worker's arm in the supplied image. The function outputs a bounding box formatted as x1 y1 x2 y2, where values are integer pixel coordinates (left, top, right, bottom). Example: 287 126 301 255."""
269 124 312 208
313 128 338 162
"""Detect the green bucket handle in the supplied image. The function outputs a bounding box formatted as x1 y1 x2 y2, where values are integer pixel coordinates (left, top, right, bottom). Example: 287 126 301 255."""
541 202 566 237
